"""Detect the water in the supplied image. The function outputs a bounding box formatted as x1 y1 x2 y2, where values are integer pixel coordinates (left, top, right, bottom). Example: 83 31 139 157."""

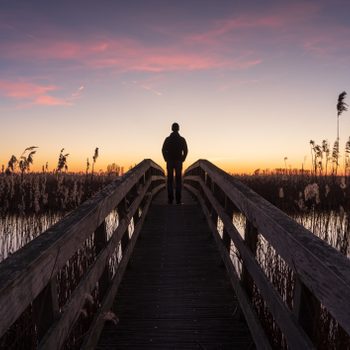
228 210 350 258
0 212 64 262
293 210 350 257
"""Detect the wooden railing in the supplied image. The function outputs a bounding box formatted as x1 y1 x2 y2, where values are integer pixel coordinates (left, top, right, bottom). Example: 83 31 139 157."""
0 159 165 350
184 160 350 350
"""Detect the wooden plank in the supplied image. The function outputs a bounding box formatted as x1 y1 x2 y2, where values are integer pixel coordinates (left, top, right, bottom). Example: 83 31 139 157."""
186 160 350 335
94 221 110 299
185 184 272 350
185 181 314 349
0 161 164 338
241 220 258 300
293 277 321 342
222 228 231 252
33 278 60 341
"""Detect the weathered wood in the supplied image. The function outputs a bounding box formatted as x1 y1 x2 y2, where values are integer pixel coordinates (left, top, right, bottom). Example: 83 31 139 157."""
118 198 130 254
33 278 60 341
222 228 231 252
0 160 164 339
293 277 321 342
37 181 163 350
185 179 314 349
185 185 271 350
186 161 350 336
81 188 158 350
94 221 110 299
241 220 258 300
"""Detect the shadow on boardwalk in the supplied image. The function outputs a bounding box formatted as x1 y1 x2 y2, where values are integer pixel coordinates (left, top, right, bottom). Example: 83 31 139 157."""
96 189 253 349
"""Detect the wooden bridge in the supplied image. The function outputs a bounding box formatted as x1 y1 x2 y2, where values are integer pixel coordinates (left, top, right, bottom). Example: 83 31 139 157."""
0 159 350 349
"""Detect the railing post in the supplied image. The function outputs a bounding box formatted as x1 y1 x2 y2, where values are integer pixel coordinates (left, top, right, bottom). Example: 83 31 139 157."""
145 168 151 182
293 277 320 342
222 228 231 252
32 278 60 340
241 220 258 300
208 180 218 226
205 174 210 191
94 221 110 298
222 196 233 252
118 198 130 253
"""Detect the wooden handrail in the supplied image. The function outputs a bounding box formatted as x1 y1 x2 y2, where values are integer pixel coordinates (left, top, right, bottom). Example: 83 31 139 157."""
184 159 350 349
0 159 165 348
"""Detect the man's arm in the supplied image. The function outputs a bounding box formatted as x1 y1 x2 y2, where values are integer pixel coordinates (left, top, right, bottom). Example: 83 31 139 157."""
182 138 188 162
162 138 169 161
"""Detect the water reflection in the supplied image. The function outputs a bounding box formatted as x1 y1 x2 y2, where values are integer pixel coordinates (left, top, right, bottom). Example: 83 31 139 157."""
229 210 349 257
0 212 63 262
293 211 350 257
105 209 119 241
232 212 245 238
128 217 135 238
230 213 246 277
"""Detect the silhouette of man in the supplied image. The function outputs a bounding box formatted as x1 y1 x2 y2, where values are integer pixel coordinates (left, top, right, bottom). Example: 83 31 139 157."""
162 123 188 204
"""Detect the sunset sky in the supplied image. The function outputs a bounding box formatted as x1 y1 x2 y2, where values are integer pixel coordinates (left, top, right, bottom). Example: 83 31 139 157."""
1 0 350 173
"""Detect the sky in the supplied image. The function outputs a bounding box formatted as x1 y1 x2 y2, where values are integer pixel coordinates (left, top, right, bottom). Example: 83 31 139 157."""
1 0 350 174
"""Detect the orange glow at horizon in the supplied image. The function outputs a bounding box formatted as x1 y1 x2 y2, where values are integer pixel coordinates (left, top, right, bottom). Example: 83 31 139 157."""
0 150 315 176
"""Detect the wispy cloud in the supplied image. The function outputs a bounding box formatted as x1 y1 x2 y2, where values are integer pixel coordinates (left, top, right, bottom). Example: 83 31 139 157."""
137 82 163 96
124 80 163 96
187 3 320 44
302 26 350 59
71 85 85 99
93 50 261 72
0 35 261 73
33 94 71 106
0 80 84 107
0 80 56 99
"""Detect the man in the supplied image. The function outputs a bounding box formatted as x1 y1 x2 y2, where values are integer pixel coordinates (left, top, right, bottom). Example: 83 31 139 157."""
162 123 188 204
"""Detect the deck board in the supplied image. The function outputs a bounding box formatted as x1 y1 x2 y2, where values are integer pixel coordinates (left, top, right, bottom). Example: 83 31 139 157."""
96 189 254 349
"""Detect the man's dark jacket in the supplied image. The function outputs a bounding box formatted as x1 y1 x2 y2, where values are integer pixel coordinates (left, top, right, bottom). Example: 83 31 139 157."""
162 132 188 162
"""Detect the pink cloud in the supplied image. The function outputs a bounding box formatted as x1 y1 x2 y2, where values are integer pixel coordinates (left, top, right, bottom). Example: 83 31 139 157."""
0 34 261 73
0 80 82 107
95 52 261 73
302 26 350 59
182 2 350 63
33 95 71 106
0 81 56 98
5 41 82 60
187 3 320 44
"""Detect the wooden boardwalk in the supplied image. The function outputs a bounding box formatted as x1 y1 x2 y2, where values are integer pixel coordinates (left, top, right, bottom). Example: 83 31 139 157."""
96 189 254 349
1 159 350 349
